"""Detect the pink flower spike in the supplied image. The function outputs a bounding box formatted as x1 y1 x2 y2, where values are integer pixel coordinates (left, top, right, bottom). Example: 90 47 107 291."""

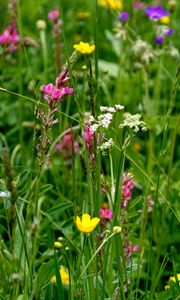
84 126 94 149
48 9 60 21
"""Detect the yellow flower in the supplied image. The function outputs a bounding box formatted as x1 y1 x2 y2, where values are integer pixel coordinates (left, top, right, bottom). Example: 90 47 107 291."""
54 241 62 249
160 16 170 25
165 273 180 289
73 41 95 55
98 0 123 10
75 213 100 234
51 266 69 285
169 273 180 283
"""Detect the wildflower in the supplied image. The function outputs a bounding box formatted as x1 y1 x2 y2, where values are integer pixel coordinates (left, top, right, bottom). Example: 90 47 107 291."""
145 6 169 21
75 213 100 234
100 106 116 113
84 126 94 150
43 83 74 104
165 273 180 289
160 16 170 25
119 113 147 133
56 132 78 159
99 138 114 154
54 241 63 249
51 266 69 285
119 12 129 23
155 36 164 45
48 9 60 21
98 113 113 129
169 274 180 284
121 173 135 208
0 21 19 53
98 0 123 10
166 28 174 36
100 208 113 220
132 39 154 65
133 245 139 252
73 41 95 55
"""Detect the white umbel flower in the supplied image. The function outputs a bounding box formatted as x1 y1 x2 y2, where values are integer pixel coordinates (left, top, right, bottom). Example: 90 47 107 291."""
119 113 147 132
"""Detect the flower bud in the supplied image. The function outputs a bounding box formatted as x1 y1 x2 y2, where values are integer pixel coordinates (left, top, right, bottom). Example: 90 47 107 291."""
36 20 46 30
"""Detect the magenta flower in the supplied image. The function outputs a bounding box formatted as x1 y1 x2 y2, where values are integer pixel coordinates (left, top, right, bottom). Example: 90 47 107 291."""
84 126 94 150
133 245 139 252
119 12 129 23
100 208 113 220
43 83 73 104
0 22 19 51
48 9 60 22
121 173 135 208
145 6 169 21
56 132 78 159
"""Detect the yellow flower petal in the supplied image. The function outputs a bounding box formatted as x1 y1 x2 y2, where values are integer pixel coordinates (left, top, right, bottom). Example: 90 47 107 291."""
160 16 170 25
73 41 95 55
98 0 123 10
75 213 100 233
51 267 69 286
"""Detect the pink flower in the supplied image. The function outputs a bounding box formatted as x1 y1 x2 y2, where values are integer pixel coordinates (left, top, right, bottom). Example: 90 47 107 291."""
84 126 94 150
121 173 135 208
56 132 78 159
48 9 60 22
133 245 139 252
0 22 19 49
100 208 113 220
43 83 74 104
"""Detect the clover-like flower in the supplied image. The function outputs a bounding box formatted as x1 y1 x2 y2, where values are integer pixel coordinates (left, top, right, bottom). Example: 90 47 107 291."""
75 213 100 234
73 41 95 55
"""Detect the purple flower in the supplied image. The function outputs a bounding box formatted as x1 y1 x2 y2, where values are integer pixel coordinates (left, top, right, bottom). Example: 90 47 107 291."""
145 6 169 21
119 11 129 23
155 36 164 44
166 28 174 36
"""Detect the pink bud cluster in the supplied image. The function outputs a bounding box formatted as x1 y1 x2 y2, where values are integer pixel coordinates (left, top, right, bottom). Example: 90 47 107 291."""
84 126 94 150
121 173 135 208
56 131 78 159
0 22 19 52
43 70 74 105
100 208 113 220
48 9 62 37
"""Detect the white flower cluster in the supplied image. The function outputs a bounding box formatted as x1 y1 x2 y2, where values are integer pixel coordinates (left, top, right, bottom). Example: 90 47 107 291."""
132 39 154 65
119 113 147 133
89 104 124 133
98 138 114 154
